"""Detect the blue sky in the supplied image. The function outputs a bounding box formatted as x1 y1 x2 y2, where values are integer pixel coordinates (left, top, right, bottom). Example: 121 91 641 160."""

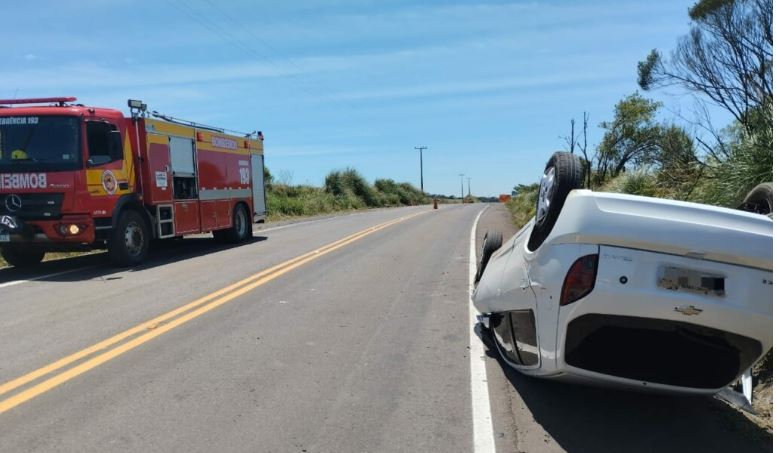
4 0 730 196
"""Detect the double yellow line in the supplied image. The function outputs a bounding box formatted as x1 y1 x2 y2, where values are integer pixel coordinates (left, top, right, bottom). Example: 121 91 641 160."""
0 211 423 414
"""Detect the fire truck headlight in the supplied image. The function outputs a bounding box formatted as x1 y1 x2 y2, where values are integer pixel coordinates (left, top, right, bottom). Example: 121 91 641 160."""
58 223 85 236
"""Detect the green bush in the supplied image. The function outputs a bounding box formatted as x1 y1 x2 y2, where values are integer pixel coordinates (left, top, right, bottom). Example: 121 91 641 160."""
601 168 659 197
265 168 426 220
325 168 382 207
505 183 538 228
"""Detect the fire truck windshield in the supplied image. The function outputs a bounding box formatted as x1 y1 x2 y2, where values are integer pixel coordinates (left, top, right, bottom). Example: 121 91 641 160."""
0 115 82 172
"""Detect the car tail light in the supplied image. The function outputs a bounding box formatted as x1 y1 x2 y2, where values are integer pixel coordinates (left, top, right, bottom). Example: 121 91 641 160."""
560 254 598 306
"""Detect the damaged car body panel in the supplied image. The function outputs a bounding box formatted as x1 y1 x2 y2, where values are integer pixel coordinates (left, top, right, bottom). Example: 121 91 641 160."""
473 152 772 395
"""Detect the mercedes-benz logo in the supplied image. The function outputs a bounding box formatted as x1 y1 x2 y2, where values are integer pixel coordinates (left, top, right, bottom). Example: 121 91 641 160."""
4 194 22 212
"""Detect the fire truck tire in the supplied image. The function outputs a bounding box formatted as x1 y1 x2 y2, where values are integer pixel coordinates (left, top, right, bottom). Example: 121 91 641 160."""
223 203 251 243
0 245 45 268
109 209 150 267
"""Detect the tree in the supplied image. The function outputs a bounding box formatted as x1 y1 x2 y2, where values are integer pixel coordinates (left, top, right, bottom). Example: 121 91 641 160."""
562 113 592 188
638 0 772 135
577 112 592 188
654 125 704 198
595 94 664 182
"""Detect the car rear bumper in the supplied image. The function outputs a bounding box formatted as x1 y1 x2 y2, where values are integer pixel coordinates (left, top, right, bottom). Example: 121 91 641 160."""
554 246 772 393
563 314 761 390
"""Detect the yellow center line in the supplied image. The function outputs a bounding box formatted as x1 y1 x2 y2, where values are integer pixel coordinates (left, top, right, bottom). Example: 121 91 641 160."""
0 211 424 414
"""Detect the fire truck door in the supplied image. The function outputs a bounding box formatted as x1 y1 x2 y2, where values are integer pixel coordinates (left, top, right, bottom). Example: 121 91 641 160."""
250 154 266 218
146 135 172 204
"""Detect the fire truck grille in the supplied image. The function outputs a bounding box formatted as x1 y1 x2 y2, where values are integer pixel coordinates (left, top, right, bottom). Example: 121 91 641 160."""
0 193 65 220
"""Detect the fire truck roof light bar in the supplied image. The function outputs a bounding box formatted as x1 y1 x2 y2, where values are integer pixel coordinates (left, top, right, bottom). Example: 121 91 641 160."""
0 97 77 106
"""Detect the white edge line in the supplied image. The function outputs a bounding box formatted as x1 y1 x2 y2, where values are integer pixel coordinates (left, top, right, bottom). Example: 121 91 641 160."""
253 206 425 234
254 215 345 234
0 266 95 289
469 206 496 453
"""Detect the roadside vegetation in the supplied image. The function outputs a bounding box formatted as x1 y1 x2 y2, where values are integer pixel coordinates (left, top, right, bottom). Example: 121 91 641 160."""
507 0 772 431
265 167 428 220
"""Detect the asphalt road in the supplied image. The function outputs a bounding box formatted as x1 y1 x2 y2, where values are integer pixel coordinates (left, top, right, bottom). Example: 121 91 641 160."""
0 204 771 452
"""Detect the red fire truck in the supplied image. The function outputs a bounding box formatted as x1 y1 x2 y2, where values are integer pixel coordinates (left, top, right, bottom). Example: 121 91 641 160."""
0 97 266 267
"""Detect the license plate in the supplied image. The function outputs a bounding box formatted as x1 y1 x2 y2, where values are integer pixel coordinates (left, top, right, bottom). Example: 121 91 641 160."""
0 233 9 242
658 266 725 297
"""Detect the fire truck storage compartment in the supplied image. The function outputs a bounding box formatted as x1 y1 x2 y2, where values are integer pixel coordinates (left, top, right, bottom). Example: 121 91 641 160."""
174 201 200 234
200 200 231 231
169 136 197 200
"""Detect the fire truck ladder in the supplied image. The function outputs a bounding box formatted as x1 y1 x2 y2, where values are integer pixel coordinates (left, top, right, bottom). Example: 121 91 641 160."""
156 204 175 239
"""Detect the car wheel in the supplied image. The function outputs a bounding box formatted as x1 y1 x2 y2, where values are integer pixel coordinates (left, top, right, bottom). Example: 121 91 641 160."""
0 245 45 268
739 182 772 216
108 209 150 267
475 230 502 284
531 151 583 249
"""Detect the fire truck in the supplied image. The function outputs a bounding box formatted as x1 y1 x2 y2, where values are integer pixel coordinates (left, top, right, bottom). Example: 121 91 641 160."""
0 97 266 267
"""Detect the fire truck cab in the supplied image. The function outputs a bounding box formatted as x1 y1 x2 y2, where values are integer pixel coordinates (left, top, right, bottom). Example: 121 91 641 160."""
0 97 266 267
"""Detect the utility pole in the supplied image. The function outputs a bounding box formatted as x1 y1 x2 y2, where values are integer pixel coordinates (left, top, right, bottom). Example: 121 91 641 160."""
467 177 471 197
459 173 465 201
414 146 427 193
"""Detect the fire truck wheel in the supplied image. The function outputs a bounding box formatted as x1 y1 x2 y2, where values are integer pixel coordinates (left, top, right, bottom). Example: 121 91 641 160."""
109 209 150 266
228 204 251 243
0 245 45 268
213 204 250 243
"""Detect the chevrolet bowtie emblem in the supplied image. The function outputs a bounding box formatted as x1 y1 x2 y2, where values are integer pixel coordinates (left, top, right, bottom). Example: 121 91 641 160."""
674 305 703 316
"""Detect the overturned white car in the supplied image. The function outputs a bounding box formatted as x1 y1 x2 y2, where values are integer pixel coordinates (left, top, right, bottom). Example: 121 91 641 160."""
473 152 773 394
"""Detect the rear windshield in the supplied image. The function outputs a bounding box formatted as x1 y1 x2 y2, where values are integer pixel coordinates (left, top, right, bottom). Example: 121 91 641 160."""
0 115 82 172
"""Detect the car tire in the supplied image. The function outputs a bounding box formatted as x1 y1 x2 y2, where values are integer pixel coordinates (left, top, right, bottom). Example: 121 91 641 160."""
475 230 502 284
739 182 773 216
0 245 45 268
530 151 584 249
108 209 150 267
216 204 251 243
